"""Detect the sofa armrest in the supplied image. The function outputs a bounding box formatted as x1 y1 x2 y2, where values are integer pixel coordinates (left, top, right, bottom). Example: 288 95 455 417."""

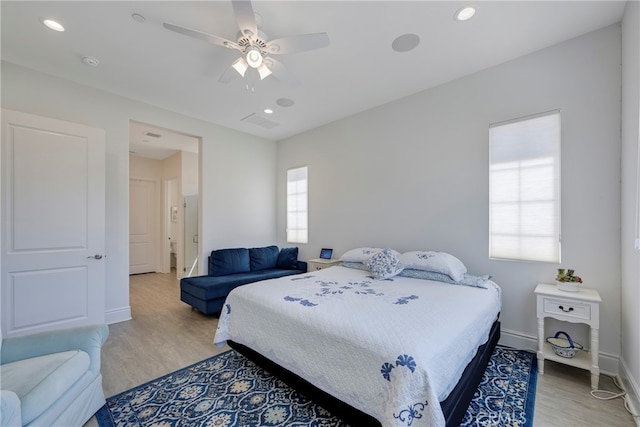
296 261 308 272
1 324 109 374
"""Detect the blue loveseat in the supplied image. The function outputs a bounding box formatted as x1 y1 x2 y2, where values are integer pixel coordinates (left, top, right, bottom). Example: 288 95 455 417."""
180 246 307 315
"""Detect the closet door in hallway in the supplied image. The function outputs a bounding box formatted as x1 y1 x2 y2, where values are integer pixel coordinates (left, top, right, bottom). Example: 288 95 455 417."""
129 178 159 274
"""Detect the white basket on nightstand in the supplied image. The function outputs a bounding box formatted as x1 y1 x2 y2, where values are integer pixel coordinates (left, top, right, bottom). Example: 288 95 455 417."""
546 331 583 358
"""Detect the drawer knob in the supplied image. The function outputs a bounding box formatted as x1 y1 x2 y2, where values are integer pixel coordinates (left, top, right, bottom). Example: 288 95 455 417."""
558 305 574 313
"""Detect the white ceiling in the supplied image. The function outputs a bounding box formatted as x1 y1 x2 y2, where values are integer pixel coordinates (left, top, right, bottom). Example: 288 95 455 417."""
1 1 628 158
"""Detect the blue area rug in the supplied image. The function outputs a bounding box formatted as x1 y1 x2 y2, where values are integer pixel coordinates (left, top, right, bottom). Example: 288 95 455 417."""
96 346 537 427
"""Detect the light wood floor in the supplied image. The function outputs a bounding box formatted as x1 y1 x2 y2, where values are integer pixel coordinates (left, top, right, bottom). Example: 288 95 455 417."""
87 271 636 426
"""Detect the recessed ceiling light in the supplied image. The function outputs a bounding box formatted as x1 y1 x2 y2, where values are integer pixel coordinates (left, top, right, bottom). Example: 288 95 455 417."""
43 19 65 32
264 108 273 114
455 6 476 21
392 33 420 53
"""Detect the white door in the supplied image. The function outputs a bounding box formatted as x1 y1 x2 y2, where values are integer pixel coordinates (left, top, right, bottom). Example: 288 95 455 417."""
129 178 158 274
1 109 106 337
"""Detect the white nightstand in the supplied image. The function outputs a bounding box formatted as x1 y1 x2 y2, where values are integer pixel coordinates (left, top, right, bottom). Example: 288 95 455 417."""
534 283 602 390
307 258 341 272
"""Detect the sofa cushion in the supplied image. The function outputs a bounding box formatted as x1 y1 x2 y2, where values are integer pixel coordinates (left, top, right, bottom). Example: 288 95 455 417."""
277 247 299 269
249 246 279 271
250 268 304 281
181 269 304 301
1 350 90 425
209 248 250 276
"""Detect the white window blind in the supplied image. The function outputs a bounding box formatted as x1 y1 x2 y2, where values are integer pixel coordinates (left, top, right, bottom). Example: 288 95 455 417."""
287 166 308 244
489 111 561 263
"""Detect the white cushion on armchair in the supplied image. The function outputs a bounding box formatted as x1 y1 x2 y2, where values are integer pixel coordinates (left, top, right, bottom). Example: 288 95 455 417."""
1 390 21 426
2 350 91 425
0 324 109 427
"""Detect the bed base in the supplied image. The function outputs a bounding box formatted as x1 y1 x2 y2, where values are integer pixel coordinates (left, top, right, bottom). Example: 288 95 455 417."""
228 318 500 426
441 318 501 426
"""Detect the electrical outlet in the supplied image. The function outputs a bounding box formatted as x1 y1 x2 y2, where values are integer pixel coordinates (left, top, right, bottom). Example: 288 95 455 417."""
635 238 640 250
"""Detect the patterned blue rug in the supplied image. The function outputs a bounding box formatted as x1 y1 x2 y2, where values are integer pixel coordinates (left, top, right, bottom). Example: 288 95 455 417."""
96 346 537 427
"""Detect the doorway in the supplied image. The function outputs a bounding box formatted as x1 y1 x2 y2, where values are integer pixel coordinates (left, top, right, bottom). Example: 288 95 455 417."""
128 121 200 282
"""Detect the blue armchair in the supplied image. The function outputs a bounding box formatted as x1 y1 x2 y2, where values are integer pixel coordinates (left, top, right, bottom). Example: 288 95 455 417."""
0 324 109 426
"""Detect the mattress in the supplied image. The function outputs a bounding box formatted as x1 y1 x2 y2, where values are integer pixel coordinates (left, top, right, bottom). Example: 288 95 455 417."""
214 265 502 427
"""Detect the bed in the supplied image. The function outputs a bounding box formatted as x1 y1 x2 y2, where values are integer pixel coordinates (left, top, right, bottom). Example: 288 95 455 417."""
214 251 501 427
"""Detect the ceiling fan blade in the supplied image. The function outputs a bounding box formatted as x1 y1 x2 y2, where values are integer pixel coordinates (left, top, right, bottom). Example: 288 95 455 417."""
232 0 258 40
266 33 330 55
264 58 299 86
163 22 240 50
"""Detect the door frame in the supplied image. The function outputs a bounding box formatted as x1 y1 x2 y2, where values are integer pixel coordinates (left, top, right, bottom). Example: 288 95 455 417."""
161 178 179 274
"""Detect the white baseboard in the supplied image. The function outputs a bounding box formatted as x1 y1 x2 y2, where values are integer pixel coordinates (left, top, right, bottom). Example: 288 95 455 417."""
619 357 640 426
499 328 619 376
105 306 132 325
498 327 539 353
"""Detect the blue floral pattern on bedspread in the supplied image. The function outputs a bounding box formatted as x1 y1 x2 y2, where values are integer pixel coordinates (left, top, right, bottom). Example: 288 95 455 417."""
283 275 420 307
381 354 429 426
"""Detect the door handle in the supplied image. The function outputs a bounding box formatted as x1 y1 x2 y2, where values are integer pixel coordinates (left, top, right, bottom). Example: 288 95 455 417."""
87 254 104 260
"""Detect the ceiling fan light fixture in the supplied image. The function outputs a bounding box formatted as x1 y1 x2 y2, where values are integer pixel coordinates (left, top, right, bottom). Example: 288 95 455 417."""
232 57 249 77
246 47 263 68
257 63 272 80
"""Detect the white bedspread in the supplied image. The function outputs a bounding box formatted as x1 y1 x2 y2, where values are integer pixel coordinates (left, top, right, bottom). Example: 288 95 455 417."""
214 266 501 427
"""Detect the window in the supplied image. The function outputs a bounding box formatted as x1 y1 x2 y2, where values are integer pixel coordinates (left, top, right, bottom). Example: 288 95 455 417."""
286 166 308 244
489 111 561 263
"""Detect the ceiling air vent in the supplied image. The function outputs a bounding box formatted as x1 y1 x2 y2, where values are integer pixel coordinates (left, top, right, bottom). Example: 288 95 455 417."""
240 113 280 129
145 131 162 138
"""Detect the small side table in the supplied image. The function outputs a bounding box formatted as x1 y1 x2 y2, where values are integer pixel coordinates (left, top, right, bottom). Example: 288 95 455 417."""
534 283 602 390
307 258 341 272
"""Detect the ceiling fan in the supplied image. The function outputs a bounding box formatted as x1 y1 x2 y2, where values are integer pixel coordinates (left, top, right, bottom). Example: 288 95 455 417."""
163 0 330 86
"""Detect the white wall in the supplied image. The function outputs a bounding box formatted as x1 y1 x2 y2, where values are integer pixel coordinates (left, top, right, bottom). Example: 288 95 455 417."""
621 0 640 416
1 61 277 323
278 25 622 372
182 151 199 197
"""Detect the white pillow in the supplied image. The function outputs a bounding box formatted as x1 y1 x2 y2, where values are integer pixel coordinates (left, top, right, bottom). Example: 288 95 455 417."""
340 247 384 263
398 251 467 282
365 248 404 280
340 261 369 271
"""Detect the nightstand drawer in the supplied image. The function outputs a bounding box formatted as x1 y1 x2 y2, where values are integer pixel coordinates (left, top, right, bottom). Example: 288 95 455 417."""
542 297 591 320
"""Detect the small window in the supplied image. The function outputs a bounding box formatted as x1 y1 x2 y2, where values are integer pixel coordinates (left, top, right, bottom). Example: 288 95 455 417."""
489 111 561 263
286 166 308 244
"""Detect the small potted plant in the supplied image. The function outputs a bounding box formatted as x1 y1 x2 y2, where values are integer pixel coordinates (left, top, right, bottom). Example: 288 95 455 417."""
556 268 583 292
